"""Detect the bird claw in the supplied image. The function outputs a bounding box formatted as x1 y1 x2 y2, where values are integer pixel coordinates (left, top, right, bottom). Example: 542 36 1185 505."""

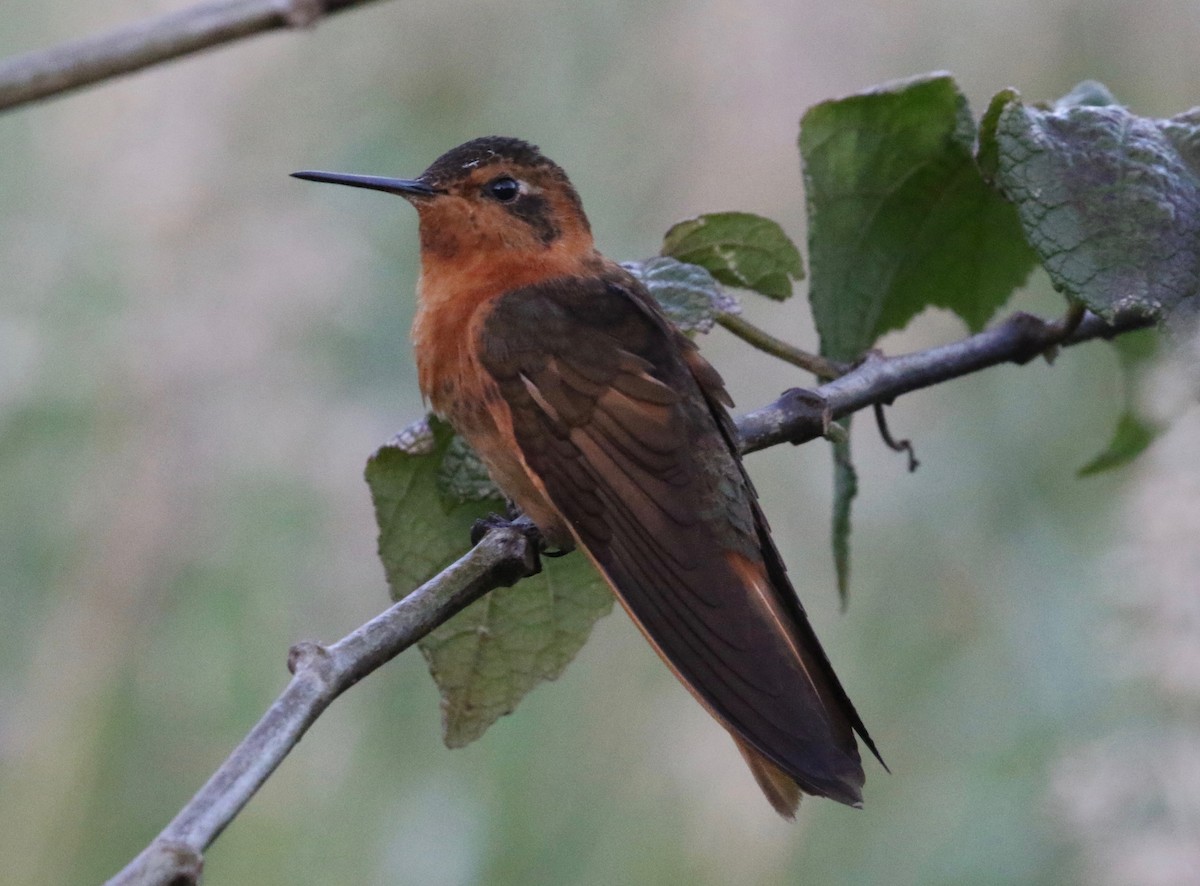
470 512 521 547
469 513 571 566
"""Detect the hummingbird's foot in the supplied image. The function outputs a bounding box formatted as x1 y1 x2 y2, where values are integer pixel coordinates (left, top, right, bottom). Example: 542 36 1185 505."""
469 513 572 562
470 512 525 547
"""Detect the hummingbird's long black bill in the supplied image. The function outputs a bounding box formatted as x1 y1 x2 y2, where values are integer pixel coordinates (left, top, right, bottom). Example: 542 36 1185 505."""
290 171 437 198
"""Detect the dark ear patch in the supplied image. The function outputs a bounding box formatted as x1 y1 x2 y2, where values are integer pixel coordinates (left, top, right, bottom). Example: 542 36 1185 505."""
506 192 559 245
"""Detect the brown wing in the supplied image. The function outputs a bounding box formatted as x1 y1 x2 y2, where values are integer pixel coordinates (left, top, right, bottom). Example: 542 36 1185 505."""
477 270 877 806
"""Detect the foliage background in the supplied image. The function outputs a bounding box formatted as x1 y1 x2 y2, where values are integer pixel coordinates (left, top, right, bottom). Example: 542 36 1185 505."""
2 1 1198 883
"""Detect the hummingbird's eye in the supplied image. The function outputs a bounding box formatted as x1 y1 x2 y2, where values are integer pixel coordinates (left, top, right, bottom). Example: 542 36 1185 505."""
486 176 521 203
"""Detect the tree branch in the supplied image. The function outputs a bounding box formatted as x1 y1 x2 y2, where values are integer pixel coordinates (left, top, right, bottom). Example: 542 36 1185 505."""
106 525 540 886
0 0 392 113
106 306 1153 886
737 308 1154 453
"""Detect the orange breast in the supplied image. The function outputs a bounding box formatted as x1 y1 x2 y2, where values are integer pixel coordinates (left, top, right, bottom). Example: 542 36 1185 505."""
410 240 597 546
411 228 598 409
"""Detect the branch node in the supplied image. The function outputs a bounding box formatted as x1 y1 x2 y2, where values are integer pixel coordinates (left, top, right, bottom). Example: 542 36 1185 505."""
287 640 330 676
1047 300 1088 340
850 348 886 372
778 387 832 444
1000 312 1054 364
1039 301 1088 365
276 0 326 28
108 840 203 886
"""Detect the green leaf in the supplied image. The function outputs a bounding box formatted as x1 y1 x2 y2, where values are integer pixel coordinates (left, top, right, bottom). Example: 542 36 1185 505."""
438 433 502 503
365 414 613 747
981 83 1200 327
623 256 740 333
366 416 496 594
1078 411 1161 477
661 212 804 300
830 421 857 608
1053 80 1119 110
801 72 1037 361
1078 327 1162 477
419 554 613 747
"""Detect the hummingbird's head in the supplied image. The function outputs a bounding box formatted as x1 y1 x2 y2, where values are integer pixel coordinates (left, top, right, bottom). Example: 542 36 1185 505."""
293 137 595 264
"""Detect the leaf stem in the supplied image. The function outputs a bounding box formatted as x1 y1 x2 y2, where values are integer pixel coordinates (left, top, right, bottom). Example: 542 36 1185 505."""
1038 300 1090 363
717 313 844 379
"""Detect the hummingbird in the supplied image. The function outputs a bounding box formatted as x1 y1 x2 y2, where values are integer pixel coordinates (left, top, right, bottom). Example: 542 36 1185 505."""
293 137 881 817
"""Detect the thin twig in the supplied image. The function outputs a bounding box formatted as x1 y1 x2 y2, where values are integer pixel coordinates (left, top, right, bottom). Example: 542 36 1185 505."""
736 308 1155 453
108 305 1154 886
0 0 391 112
873 402 919 472
717 313 845 379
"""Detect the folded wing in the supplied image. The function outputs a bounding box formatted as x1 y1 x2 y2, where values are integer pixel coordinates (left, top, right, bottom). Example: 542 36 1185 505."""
477 271 878 808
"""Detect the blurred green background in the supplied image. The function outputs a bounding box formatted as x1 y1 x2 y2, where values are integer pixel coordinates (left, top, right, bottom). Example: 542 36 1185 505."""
2 1 1199 884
